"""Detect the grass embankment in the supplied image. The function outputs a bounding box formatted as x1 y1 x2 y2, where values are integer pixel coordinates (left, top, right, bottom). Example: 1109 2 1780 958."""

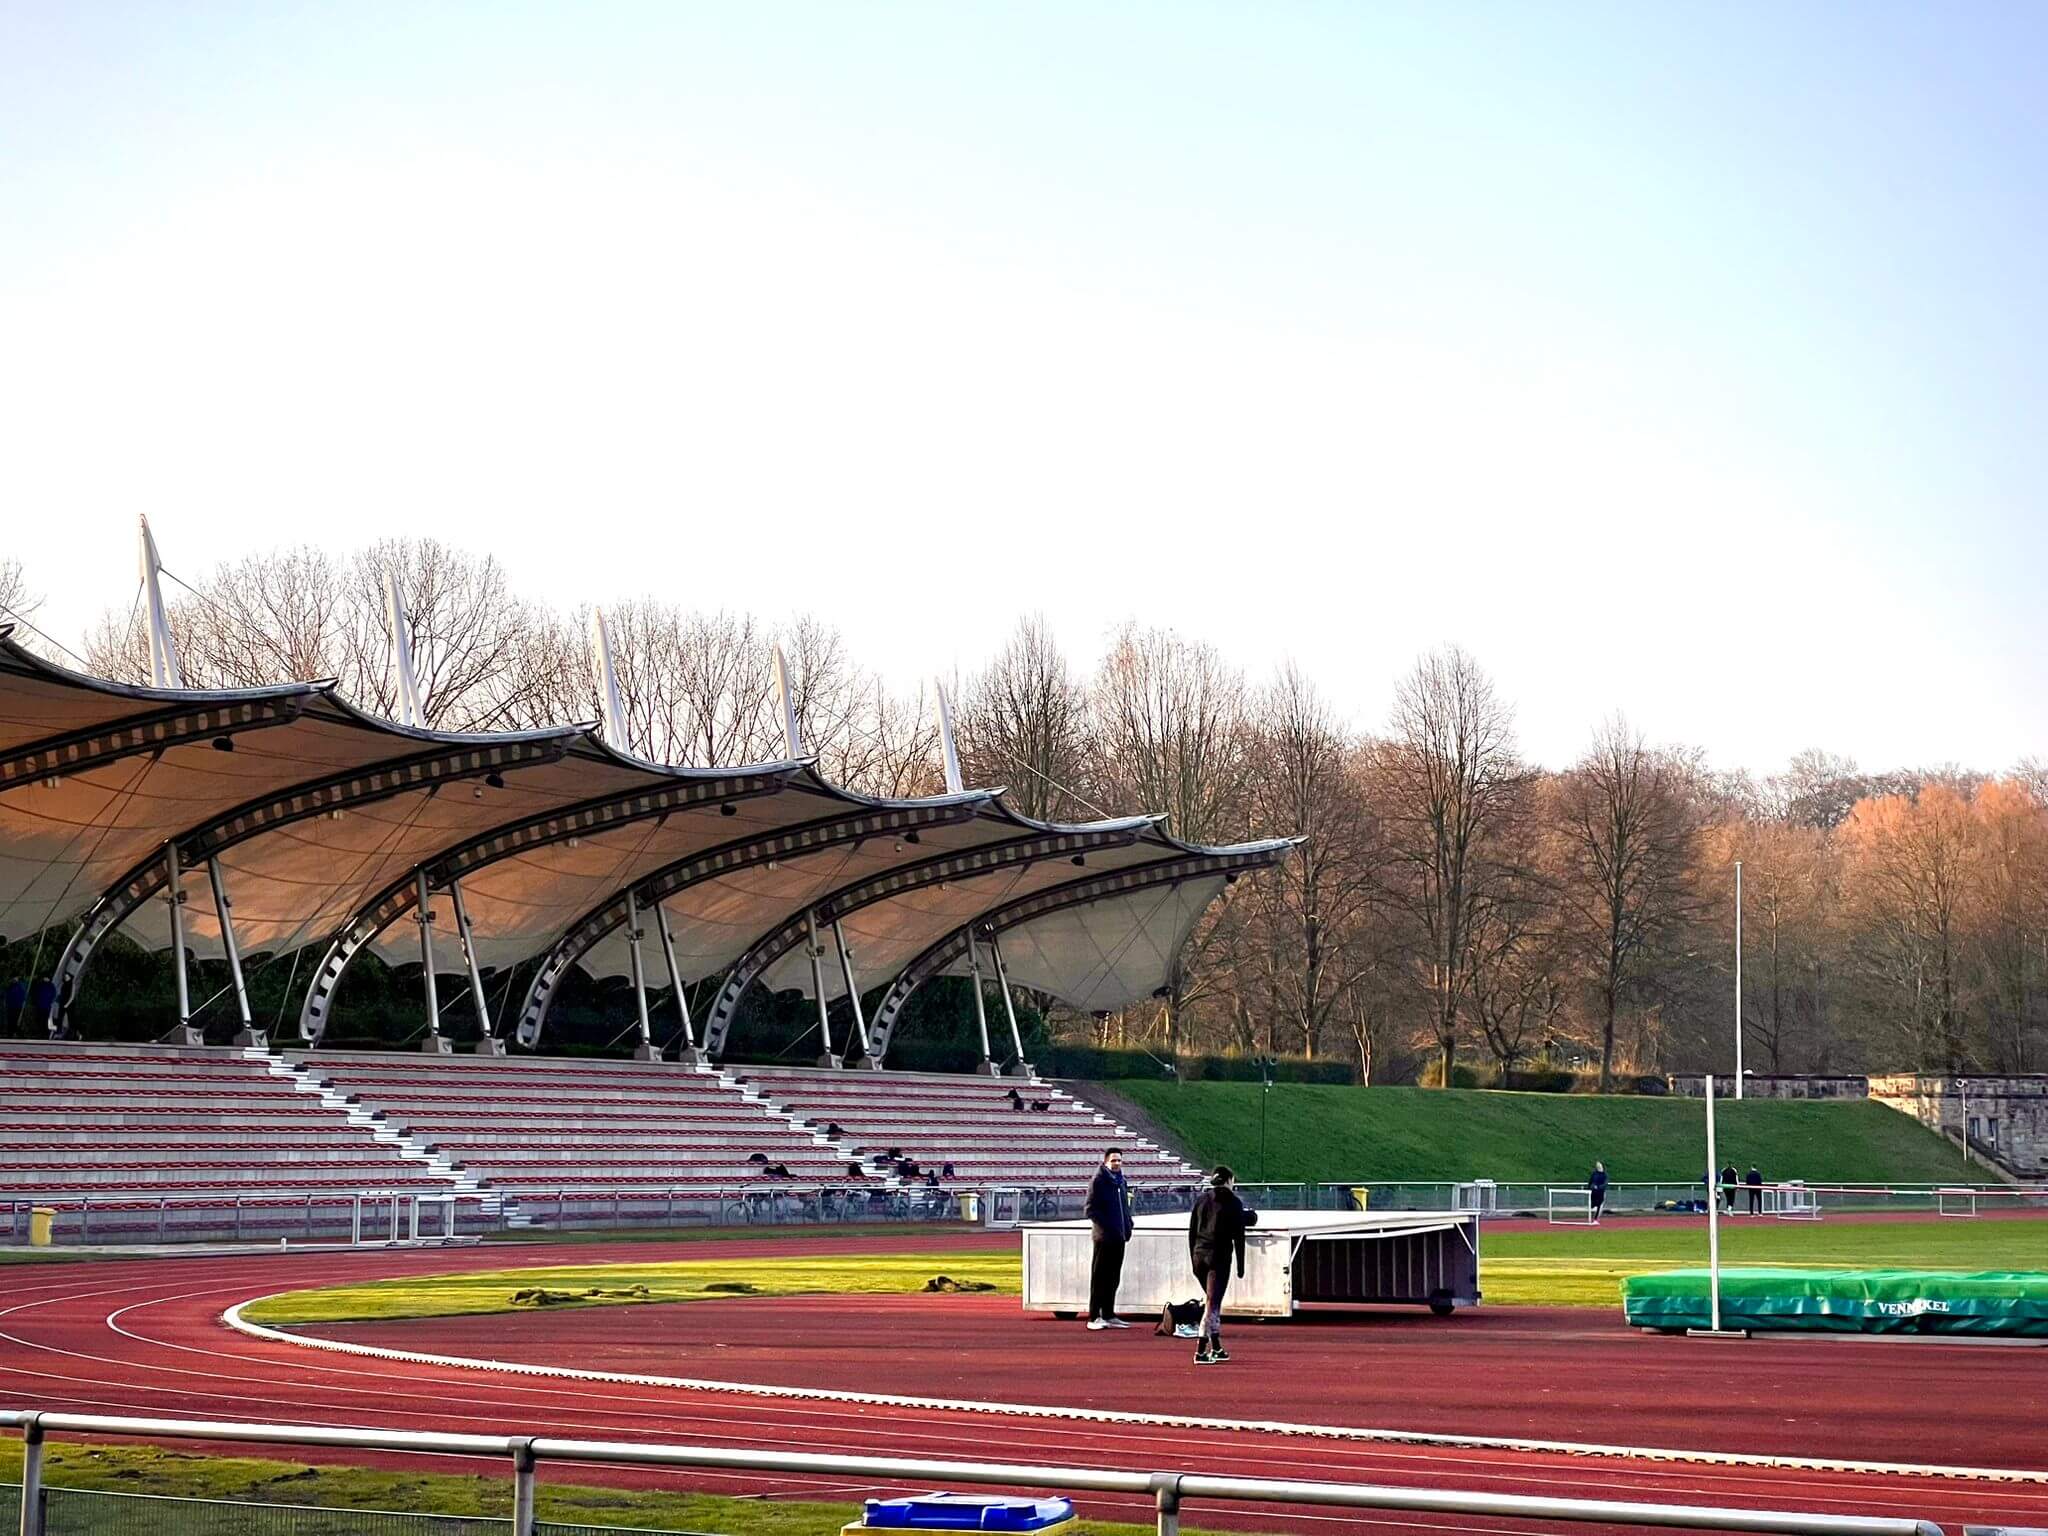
0 1442 1185 1536
243 1250 1016 1325
1482 1214 2048 1306
1113 1083 1976 1185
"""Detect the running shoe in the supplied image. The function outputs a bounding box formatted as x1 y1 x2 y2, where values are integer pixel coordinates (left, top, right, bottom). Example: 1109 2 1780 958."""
1086 1318 1109 1330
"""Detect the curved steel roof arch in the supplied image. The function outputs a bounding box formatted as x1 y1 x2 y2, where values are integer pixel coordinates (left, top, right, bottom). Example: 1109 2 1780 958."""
698 811 1161 1055
0 633 318 792
46 725 580 1031
864 838 1297 1059
295 752 810 1042
510 791 993 1048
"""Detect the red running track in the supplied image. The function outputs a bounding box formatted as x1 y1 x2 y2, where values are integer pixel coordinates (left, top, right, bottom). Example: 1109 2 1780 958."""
3 1234 2046 1536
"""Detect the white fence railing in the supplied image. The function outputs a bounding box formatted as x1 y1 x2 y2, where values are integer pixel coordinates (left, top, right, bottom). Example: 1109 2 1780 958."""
0 1406 1949 1536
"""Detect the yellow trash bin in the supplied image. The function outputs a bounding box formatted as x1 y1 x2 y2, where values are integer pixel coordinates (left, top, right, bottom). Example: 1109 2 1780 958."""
29 1206 57 1246
957 1191 981 1223
1349 1186 1371 1211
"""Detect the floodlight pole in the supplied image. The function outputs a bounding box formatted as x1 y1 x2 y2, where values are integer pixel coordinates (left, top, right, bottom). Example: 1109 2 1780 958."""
1734 861 1744 1100
1958 1077 1971 1166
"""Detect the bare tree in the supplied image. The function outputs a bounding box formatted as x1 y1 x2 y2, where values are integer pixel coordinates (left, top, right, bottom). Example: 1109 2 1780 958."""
961 616 1092 819
1378 647 1522 1088
1088 624 1252 1053
0 559 36 625
1237 666 1382 1060
1554 717 1705 1092
1969 778 2047 1071
1839 786 1979 1070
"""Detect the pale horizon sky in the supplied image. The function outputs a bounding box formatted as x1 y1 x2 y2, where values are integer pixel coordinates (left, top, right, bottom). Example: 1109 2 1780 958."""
3 3 2043 777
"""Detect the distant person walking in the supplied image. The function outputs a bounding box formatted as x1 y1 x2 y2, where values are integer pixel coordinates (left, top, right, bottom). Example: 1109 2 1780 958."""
1719 1163 1740 1216
1188 1165 1257 1364
1746 1164 1763 1216
1587 1161 1608 1223
28 976 55 1028
1085 1149 1134 1330
2 976 25 1032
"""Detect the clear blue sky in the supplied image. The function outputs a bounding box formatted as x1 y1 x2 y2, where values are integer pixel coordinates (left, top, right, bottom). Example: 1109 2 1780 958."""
3 2 2043 773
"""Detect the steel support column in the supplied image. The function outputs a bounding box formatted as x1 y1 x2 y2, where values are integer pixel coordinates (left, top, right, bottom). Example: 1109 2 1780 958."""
415 869 451 1054
652 902 699 1061
805 911 841 1067
448 879 501 1054
204 857 260 1044
625 887 659 1061
832 919 872 1063
989 930 1031 1074
964 931 997 1075
162 842 197 1045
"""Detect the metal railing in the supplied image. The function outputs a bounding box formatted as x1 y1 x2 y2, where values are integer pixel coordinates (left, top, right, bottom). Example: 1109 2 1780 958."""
0 1406 1946 1536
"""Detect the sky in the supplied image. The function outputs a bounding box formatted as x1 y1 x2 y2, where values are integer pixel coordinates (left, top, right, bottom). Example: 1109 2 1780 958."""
2 2 2044 776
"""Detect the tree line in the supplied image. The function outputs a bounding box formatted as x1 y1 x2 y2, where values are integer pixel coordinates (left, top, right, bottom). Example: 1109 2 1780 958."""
4 542 2043 1083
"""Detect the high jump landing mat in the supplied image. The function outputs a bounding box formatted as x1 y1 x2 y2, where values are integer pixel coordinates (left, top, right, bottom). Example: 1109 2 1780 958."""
1622 1267 2048 1337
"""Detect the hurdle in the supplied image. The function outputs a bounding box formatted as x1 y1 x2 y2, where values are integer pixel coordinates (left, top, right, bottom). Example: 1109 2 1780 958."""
1936 1186 1979 1219
1765 1182 1822 1221
984 1187 1024 1230
1546 1187 1596 1226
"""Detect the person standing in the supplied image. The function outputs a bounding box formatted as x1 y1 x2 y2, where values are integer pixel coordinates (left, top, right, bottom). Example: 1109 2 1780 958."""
1719 1163 1740 1216
1085 1149 1134 1329
1746 1164 1763 1216
1587 1161 1608 1223
2 976 26 1032
1188 1165 1256 1364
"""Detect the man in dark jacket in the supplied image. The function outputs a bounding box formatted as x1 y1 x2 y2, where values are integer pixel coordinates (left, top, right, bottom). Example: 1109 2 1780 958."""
1745 1164 1764 1215
1720 1163 1740 1216
1084 1149 1134 1329
1188 1165 1257 1364
1587 1161 1608 1223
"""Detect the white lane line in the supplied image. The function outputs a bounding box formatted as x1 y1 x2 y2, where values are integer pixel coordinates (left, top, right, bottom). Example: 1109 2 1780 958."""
223 1295 2048 1487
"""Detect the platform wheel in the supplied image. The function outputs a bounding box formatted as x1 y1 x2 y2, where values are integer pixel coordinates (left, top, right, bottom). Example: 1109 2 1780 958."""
1053 1310 1079 1321
1429 1300 1457 1318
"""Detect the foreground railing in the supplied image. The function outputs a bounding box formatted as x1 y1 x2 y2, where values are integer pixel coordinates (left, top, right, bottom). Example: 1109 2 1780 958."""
0 1406 1947 1536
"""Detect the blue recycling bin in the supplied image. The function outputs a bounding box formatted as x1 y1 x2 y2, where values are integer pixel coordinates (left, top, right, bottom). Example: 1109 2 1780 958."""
859 1493 1075 1532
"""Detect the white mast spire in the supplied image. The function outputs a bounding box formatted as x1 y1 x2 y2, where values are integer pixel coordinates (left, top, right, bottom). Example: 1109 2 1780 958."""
137 515 184 689
935 678 965 794
589 608 630 746
385 570 425 727
772 643 803 758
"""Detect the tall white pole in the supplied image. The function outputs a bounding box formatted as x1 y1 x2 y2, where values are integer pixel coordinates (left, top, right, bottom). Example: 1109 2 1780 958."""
138 516 185 690
386 571 425 727
590 608 630 746
935 679 965 794
1705 1068 1723 1331
1734 861 1744 1100
772 645 803 758
805 910 838 1066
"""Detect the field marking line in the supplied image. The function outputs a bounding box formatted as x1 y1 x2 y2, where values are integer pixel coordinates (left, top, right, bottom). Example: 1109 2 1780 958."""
224 1296 2048 1487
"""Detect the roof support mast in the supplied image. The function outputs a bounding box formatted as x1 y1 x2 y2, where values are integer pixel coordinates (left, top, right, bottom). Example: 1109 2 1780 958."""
964 931 998 1076
142 519 206 1047
392 574 451 1054
805 911 841 1068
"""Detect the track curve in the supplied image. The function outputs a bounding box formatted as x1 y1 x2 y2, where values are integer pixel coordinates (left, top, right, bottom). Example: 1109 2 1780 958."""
5 1237 2046 1535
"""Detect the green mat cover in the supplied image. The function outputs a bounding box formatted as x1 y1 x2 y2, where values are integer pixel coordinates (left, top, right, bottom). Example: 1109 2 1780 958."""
1622 1268 2048 1336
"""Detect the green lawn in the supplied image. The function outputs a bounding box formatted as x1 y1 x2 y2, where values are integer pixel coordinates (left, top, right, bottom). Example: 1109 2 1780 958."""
1114 1082 1977 1185
242 1250 1018 1325
1482 1213 2048 1306
0 1442 1196 1536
